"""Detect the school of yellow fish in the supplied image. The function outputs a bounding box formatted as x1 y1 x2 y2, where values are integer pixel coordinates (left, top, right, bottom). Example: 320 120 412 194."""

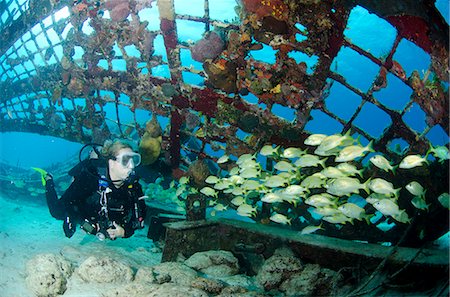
200 131 449 234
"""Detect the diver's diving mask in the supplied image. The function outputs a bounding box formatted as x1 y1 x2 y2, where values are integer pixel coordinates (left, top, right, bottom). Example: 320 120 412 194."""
114 152 141 168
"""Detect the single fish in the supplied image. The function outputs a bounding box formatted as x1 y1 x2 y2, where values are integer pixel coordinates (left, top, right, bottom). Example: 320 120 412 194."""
213 203 227 211
205 175 219 184
304 134 327 146
300 224 323 235
270 213 292 225
437 192 449 209
305 193 336 207
427 144 449 163
370 155 395 173
398 155 428 169
261 192 284 203
411 196 429 210
264 175 288 188
217 154 230 164
236 203 257 217
313 206 341 217
335 141 373 162
281 147 305 158
316 130 352 153
294 154 327 168
301 175 326 189
200 186 218 198
392 210 410 223
179 176 190 185
373 199 401 217
320 167 347 178
260 145 279 156
274 160 295 172
326 177 369 197
336 163 364 177
366 192 392 205
283 185 308 196
240 167 261 179
242 179 261 191
231 196 246 206
405 181 426 198
322 214 352 225
338 203 371 223
368 178 400 198
236 153 256 165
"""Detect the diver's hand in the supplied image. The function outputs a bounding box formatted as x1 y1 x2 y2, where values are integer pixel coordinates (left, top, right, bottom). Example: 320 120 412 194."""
107 222 125 239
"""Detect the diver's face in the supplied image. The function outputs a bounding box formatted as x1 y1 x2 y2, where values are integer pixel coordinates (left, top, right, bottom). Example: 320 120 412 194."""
109 148 141 182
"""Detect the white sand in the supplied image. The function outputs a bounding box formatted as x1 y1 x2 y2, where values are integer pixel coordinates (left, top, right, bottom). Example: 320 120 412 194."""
0 195 162 297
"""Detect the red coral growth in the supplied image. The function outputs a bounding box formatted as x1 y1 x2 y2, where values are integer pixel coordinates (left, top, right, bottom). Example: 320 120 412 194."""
190 32 225 63
242 0 288 20
386 15 432 54
105 0 130 22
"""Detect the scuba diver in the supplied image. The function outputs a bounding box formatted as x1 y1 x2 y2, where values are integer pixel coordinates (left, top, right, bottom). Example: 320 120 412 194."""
37 139 147 240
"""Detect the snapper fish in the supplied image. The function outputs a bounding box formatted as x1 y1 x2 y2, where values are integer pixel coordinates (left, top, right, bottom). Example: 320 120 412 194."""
240 167 261 179
264 175 288 188
322 214 352 225
205 175 220 184
300 224 323 235
368 178 400 198
281 147 306 158
217 154 230 164
305 193 336 207
270 213 292 225
294 154 327 168
274 160 295 172
313 206 341 217
369 155 395 173
326 177 369 197
301 175 326 189
316 130 353 153
427 144 449 163
336 163 364 177
200 186 218 198
411 196 429 210
236 153 256 165
398 155 428 169
260 145 279 157
261 192 284 203
405 181 426 198
366 193 392 205
372 199 401 217
231 196 246 206
236 203 257 217
338 203 371 223
283 185 308 196
335 141 373 162
321 167 347 178
304 134 327 146
229 166 240 176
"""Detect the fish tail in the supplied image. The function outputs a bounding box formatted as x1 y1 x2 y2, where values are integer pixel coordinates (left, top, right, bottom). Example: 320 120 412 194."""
393 187 401 199
362 178 371 194
31 167 48 187
367 140 375 153
425 143 434 159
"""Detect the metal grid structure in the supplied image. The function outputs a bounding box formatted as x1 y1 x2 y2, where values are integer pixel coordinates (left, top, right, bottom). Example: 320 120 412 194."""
0 0 448 245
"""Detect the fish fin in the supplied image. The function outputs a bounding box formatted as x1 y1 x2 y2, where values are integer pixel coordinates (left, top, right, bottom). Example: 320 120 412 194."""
425 143 433 159
362 178 371 194
31 167 48 186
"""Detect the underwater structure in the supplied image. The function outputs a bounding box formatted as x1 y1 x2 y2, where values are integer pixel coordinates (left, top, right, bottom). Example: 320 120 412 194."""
0 0 448 295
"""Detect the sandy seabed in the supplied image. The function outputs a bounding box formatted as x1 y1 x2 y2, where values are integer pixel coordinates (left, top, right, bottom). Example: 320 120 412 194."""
0 195 162 297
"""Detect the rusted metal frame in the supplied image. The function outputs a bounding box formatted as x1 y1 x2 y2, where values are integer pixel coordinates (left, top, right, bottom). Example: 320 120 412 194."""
158 0 183 168
342 36 407 85
0 0 72 56
204 0 210 32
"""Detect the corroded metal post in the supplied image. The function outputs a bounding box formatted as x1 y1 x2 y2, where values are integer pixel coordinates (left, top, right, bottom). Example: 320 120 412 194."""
185 193 206 221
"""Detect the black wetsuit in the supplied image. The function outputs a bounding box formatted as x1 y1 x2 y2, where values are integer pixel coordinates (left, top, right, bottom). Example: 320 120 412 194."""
45 159 147 239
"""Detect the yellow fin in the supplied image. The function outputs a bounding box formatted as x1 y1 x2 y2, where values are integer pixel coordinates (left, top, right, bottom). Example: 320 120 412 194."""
31 167 47 186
